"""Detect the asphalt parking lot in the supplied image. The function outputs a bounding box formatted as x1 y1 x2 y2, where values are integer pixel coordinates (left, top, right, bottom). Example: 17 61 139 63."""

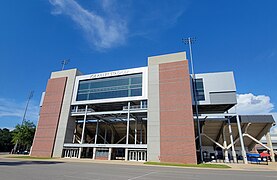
0 158 277 180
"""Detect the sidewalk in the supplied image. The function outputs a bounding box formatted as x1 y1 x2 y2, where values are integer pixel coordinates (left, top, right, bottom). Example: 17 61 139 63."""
1 154 276 171
222 162 277 171
0 154 145 166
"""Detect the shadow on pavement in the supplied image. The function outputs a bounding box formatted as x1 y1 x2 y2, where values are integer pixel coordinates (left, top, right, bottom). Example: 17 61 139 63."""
0 160 64 166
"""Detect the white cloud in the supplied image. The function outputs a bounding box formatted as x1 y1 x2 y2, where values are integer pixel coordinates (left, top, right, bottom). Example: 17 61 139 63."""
235 93 274 114
49 0 128 49
48 0 187 50
232 93 277 135
0 98 39 126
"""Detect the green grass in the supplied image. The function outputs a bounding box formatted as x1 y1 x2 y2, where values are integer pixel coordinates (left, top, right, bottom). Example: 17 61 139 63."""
6 155 53 160
144 162 231 169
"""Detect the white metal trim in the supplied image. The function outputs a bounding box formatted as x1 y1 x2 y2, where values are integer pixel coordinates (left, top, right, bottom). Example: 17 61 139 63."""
64 143 147 149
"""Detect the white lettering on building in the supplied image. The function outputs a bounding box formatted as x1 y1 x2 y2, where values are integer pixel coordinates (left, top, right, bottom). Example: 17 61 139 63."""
90 70 130 79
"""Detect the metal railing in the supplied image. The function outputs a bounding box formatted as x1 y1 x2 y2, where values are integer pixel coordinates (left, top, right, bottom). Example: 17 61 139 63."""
71 108 95 114
123 105 147 110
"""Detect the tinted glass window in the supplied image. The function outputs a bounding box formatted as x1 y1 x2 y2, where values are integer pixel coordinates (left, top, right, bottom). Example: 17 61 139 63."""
76 73 143 101
194 79 205 101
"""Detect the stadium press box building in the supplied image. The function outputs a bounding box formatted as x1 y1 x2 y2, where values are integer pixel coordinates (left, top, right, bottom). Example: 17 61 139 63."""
31 52 275 164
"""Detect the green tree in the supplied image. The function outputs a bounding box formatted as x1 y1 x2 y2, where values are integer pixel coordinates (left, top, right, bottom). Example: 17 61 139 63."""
0 128 13 152
12 120 36 152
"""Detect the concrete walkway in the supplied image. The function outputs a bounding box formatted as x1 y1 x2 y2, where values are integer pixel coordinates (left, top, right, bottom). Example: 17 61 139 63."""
1 154 277 171
225 162 277 171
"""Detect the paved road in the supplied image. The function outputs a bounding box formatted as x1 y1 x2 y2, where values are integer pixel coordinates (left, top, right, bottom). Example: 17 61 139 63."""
0 158 277 180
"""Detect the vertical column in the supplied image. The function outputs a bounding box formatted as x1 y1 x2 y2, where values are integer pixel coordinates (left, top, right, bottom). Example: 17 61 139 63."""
108 148 112 160
125 102 131 161
140 120 143 144
135 118 137 145
95 119 99 144
228 117 237 163
147 60 161 162
92 148 96 160
79 105 88 159
126 102 131 144
222 125 229 162
266 131 275 162
104 125 107 144
236 115 248 164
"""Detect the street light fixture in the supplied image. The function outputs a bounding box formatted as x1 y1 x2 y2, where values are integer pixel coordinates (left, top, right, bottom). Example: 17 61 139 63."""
61 59 70 70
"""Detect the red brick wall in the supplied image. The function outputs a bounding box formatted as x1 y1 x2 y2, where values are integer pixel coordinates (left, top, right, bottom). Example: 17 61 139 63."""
159 60 197 164
31 77 67 157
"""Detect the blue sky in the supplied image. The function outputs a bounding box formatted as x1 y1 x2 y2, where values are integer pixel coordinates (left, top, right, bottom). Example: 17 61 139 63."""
0 0 276 130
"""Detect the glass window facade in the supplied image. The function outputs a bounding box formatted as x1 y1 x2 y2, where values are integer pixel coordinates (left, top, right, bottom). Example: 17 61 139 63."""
76 73 143 101
195 79 205 101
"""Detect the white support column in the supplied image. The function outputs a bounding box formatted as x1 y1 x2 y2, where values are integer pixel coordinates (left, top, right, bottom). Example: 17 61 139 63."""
135 118 137 145
79 105 88 158
227 117 237 163
125 102 131 161
140 120 143 144
92 148 96 160
223 125 229 162
236 115 248 164
78 148 83 159
95 119 99 144
125 148 128 161
108 148 112 160
266 131 275 162
126 102 130 144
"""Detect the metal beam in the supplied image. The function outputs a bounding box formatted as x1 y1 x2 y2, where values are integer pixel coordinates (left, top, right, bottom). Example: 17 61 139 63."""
94 119 99 144
215 122 225 146
72 109 147 116
125 102 131 161
140 119 143 144
64 143 148 149
135 118 137 145
266 131 276 162
126 102 131 145
227 116 237 162
248 123 272 150
243 133 271 150
236 115 248 164
116 135 126 144
227 138 240 149
201 133 224 149
98 134 109 144
222 125 229 162
197 113 237 117
78 105 88 158
80 105 88 144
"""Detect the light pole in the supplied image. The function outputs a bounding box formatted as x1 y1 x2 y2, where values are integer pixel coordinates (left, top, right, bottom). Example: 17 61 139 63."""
21 91 34 125
182 37 203 163
12 90 34 154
